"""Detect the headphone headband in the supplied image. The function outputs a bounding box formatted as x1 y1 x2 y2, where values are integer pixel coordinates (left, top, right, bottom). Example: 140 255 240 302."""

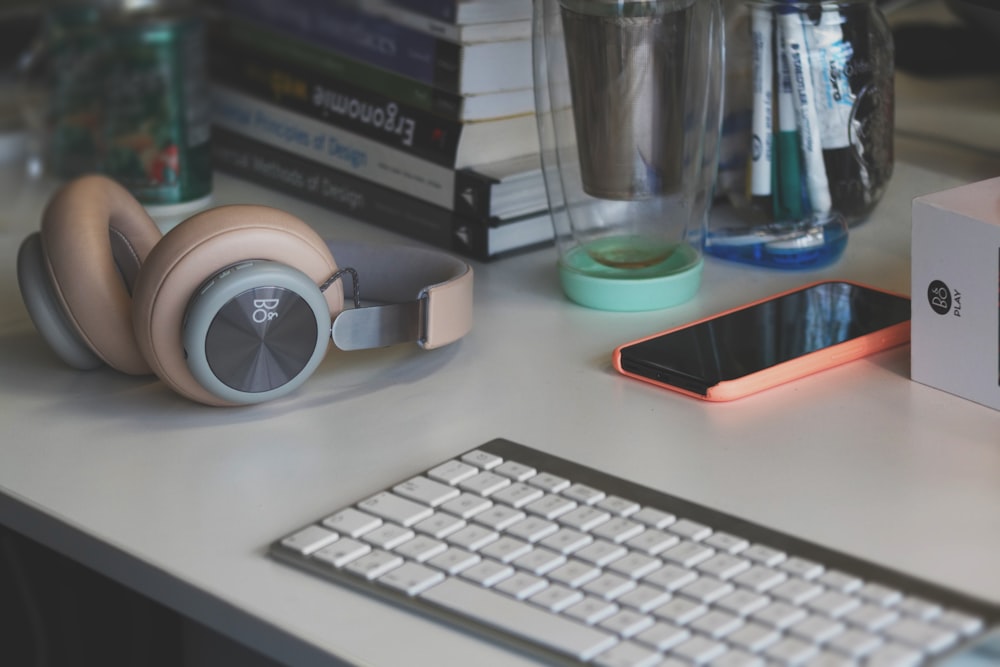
325 240 473 351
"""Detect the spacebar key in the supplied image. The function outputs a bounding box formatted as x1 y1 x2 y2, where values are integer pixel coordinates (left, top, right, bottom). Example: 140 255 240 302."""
419 577 618 661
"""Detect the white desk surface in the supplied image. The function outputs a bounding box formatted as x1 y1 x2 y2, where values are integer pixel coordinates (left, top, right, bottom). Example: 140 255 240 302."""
2 15 1000 667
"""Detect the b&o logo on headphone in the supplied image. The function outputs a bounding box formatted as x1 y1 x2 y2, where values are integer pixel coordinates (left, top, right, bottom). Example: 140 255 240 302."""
927 279 951 315
252 298 280 323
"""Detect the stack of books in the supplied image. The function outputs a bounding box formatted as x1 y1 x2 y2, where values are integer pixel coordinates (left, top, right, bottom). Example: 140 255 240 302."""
206 0 553 261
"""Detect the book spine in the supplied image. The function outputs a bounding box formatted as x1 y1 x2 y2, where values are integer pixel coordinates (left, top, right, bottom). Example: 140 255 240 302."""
218 0 464 93
388 0 459 23
209 34 468 167
210 20 470 121
212 85 505 220
212 126 497 261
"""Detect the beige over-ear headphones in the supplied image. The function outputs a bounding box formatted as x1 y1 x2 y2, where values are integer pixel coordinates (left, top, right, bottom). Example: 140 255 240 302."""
16 175 473 406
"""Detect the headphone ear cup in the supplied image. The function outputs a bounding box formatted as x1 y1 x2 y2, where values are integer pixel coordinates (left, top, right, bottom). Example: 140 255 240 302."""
131 205 343 406
32 175 163 374
17 233 104 370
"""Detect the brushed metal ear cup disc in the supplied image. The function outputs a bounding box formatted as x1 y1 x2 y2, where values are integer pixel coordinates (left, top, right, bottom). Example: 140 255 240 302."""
182 261 330 405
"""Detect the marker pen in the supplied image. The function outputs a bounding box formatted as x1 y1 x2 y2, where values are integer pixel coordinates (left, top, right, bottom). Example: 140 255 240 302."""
774 17 805 221
749 3 774 212
777 0 831 217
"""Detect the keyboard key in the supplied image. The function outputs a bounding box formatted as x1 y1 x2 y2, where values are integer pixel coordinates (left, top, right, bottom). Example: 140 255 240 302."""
844 603 899 632
361 523 414 550
673 634 727 664
321 507 382 538
858 582 903 607
780 556 825 580
461 559 515 587
704 532 749 554
643 564 698 591
524 493 577 520
345 549 404 580
461 449 503 470
632 507 676 529
560 505 613 532
884 617 958 653
607 552 663 580
806 590 861 618
550 559 602 588
617 584 673 614
710 648 764 667
600 609 655 638
392 535 447 563
513 547 566 576
714 589 770 617
764 636 818 664
495 572 548 600
440 492 492 519
653 596 708 626
357 492 433 527
936 609 984 636
732 564 787 592
689 610 744 639
817 569 863 594
280 525 338 555
377 561 444 596
576 540 629 567
826 627 882 658
593 640 661 667
472 504 526 531
564 595 620 625
626 529 680 556
697 553 752 580
421 577 620 660
752 601 808 629
490 482 544 508
728 621 781 652
770 578 824 605
426 459 478 485
493 460 536 481
563 483 606 506
592 517 645 544
539 527 593 555
393 475 460 507
668 518 712 541
584 572 637 601
479 536 532 563
597 495 640 517
678 576 734 604
743 544 786 567
506 516 559 543
446 524 499 551
865 642 923 667
529 582 585 613
412 512 466 539
458 471 511 496
661 540 715 568
789 615 845 643
427 547 480 575
311 537 370 568
527 472 570 493
635 621 691 651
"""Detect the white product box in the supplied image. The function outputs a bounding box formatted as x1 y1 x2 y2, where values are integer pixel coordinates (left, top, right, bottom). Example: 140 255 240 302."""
911 177 1000 411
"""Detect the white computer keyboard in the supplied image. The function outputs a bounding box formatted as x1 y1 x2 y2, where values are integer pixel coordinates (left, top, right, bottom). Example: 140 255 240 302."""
271 438 999 666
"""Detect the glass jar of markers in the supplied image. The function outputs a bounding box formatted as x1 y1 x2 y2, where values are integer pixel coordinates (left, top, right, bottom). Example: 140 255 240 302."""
711 0 894 269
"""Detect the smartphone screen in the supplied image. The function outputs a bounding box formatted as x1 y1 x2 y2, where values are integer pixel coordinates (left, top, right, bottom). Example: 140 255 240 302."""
614 281 911 400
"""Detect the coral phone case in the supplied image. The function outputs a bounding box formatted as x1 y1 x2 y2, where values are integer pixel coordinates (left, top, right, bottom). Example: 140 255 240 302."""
613 280 911 401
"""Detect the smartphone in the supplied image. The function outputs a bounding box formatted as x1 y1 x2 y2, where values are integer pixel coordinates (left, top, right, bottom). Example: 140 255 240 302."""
613 280 911 401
